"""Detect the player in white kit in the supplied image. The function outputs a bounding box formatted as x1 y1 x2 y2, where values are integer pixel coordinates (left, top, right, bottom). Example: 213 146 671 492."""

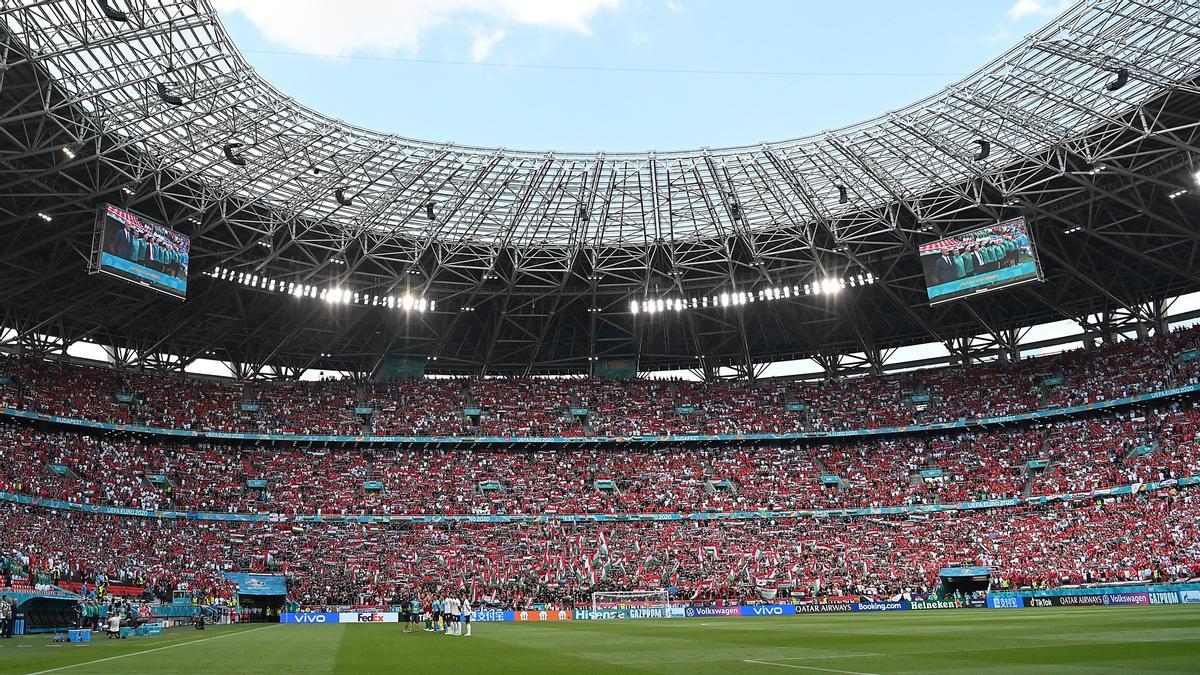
459 595 473 637
443 595 459 636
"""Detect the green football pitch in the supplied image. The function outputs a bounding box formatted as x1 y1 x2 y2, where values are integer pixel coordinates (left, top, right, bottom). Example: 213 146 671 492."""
2 606 1199 674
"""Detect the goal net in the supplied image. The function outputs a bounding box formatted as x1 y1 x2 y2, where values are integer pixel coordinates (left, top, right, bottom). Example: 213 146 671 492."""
591 589 671 614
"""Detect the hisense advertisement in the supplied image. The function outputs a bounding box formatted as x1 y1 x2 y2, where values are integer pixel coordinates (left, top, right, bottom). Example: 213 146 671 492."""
919 216 1042 305
94 203 190 298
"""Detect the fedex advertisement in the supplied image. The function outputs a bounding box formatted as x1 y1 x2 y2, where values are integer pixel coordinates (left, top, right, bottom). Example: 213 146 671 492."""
338 612 399 623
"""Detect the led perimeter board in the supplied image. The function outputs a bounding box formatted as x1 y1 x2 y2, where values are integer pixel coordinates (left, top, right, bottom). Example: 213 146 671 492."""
919 216 1042 305
92 204 190 299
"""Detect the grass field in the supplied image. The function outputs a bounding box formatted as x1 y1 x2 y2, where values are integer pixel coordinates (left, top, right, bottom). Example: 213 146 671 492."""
1 606 1198 674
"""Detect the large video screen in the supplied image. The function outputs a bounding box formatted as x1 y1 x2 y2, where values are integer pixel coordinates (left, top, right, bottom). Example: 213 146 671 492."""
95 204 190 298
919 216 1042 305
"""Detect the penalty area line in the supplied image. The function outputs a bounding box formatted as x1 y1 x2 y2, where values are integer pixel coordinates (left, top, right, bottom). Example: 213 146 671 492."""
24 625 275 675
742 659 879 675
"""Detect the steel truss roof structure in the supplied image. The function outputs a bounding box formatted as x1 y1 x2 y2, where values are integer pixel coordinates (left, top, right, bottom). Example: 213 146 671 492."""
1 0 1200 378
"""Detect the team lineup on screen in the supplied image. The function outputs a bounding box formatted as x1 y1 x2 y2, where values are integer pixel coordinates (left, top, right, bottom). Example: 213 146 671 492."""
88 206 1038 305
918 216 1042 304
96 204 190 298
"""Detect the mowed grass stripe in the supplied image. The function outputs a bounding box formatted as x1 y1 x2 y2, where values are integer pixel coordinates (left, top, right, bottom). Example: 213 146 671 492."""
2 606 1198 673
469 607 1200 673
22 625 275 675
0 624 273 674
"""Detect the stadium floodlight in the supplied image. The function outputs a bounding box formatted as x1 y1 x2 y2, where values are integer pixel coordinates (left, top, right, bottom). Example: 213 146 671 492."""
837 185 848 204
1105 67 1129 91
98 0 129 21
36 212 52 222
1169 188 1188 199
156 82 184 106
223 143 247 166
973 139 991 161
61 145 76 159
426 202 437 221
1193 169 1200 187
334 188 353 207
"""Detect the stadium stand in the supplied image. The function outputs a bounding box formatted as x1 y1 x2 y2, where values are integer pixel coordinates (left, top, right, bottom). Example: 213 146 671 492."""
2 325 1199 438
1 329 1199 609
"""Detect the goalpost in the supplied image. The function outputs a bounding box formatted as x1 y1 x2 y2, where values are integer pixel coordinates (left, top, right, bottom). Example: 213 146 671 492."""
590 589 671 614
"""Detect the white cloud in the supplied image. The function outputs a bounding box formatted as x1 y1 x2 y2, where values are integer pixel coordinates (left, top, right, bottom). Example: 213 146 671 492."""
213 0 622 57
470 27 508 62
1005 0 1070 22
627 29 649 45
987 0 1070 44
665 0 684 13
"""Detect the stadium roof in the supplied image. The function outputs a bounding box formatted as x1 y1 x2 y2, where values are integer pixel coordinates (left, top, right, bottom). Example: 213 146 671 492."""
1 0 1200 377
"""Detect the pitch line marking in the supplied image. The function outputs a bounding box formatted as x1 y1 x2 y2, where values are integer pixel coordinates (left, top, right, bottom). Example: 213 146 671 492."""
24 625 274 675
778 654 885 660
742 659 880 675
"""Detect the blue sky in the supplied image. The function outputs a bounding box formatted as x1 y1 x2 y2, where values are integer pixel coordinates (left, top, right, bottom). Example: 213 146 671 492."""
214 0 1072 152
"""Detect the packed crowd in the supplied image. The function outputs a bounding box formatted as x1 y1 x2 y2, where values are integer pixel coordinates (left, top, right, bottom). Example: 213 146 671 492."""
1 397 1197 516
2 326 1200 438
2 327 1200 609
1 490 1196 608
